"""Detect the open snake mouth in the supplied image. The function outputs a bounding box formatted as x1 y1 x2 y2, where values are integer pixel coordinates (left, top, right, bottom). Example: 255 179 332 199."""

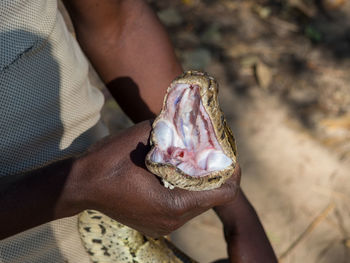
149 83 232 177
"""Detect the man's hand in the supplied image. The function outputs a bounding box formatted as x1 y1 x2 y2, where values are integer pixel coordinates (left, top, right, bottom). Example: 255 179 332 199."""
74 120 241 237
0 121 239 240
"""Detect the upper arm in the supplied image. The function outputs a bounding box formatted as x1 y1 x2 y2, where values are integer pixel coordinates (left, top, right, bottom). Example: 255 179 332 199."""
62 0 130 35
62 0 183 122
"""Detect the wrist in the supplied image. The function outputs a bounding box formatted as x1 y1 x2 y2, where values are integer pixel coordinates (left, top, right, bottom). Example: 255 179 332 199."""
214 189 242 225
54 156 91 219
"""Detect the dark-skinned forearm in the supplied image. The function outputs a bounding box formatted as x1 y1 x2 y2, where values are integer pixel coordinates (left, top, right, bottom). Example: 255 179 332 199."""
0 158 84 239
63 0 183 122
215 190 278 263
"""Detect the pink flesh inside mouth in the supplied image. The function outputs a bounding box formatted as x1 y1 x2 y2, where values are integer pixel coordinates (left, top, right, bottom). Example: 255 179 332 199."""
150 83 232 177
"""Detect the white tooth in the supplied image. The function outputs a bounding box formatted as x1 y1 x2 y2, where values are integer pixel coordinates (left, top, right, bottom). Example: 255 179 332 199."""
154 121 173 150
206 151 232 171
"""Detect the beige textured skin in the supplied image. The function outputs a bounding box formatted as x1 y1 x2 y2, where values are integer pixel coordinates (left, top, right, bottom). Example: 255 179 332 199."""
146 71 237 191
78 210 197 263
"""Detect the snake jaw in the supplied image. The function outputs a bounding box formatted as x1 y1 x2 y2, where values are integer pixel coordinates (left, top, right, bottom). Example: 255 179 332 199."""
149 82 232 177
146 71 237 191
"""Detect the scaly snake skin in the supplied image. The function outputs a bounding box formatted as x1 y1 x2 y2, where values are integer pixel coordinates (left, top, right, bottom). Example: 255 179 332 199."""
78 210 196 263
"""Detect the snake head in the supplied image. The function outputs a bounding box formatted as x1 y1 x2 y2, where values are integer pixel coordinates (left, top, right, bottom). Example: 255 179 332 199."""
146 71 237 191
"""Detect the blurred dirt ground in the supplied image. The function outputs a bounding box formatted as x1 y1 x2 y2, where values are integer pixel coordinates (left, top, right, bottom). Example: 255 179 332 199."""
60 1 350 262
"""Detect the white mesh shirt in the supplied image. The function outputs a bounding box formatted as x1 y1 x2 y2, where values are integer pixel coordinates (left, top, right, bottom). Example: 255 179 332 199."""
0 0 108 262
